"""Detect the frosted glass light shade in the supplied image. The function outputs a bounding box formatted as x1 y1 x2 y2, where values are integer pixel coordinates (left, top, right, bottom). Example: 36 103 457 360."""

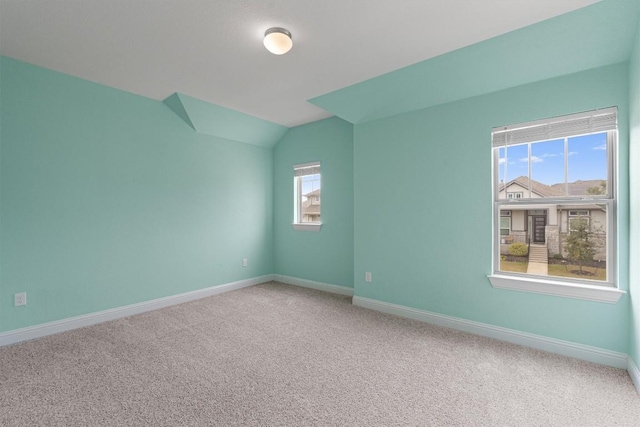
264 27 293 55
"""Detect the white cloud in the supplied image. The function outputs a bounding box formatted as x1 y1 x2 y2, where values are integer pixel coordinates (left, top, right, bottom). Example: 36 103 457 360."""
519 156 543 163
499 158 506 164
540 153 557 158
593 143 607 150
568 151 578 156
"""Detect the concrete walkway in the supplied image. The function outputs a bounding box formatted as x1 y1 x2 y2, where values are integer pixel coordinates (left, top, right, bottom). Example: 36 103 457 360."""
526 261 548 275
526 244 549 276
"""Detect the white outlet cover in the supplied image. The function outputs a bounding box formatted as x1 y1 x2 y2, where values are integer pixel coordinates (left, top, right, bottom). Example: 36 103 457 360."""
242 258 248 267
14 292 27 306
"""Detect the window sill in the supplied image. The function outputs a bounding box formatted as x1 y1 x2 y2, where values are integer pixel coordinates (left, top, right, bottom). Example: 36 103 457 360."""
292 223 322 232
487 274 625 303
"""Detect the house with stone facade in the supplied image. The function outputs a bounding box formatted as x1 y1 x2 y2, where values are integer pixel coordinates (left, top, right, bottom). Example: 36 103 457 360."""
499 176 607 260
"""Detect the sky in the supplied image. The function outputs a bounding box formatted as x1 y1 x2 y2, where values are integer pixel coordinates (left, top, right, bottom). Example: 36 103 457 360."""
498 132 607 187
301 174 321 198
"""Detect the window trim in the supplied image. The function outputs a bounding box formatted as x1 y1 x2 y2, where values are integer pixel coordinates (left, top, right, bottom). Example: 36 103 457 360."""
489 108 623 303
487 274 624 303
292 223 322 232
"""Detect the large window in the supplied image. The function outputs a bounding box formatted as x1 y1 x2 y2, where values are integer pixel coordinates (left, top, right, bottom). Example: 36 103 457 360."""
293 162 321 231
489 107 622 302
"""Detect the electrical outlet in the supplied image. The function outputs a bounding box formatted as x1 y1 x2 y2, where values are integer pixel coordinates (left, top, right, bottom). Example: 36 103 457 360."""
242 258 248 267
365 272 372 283
14 292 27 307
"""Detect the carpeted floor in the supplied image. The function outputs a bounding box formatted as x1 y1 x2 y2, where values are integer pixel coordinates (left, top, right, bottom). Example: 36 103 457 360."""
1 281 639 426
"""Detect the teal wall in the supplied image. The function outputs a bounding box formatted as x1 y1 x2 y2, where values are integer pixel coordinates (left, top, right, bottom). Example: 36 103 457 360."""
163 93 288 148
273 117 354 287
0 57 274 332
629 16 640 365
353 63 630 352
310 0 639 124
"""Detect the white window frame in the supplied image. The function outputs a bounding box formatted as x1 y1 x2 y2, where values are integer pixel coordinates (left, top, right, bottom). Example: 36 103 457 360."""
507 192 523 199
488 107 624 303
292 161 322 232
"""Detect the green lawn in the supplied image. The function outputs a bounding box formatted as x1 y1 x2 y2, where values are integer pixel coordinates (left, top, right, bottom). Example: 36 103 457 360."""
500 260 528 273
500 260 606 281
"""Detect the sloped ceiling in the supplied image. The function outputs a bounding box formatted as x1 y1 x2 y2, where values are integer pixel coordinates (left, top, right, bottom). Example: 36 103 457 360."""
310 0 640 124
0 0 606 128
163 93 288 147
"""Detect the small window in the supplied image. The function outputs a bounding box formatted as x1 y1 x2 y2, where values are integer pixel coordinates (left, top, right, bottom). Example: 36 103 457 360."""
568 210 590 232
569 210 589 216
490 107 618 297
500 217 511 236
293 162 321 230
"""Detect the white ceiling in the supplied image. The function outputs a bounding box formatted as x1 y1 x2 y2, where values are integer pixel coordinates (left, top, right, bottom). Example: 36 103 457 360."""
0 0 599 127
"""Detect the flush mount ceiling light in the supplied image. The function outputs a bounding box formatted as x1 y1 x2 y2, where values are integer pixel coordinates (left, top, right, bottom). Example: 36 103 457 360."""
263 27 293 55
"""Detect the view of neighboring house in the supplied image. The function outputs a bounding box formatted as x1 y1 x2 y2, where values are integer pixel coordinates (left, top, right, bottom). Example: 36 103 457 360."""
301 189 321 222
499 176 607 260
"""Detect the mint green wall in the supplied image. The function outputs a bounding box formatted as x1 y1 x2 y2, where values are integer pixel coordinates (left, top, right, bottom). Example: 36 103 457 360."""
310 0 639 124
273 117 354 287
354 63 630 352
163 93 288 148
629 16 640 365
0 57 274 332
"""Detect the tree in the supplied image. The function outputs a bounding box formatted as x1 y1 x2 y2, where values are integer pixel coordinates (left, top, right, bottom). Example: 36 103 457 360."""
565 218 596 274
586 180 606 195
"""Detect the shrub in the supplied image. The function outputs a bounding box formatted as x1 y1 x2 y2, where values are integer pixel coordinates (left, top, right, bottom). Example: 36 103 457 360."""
509 242 528 257
552 253 564 260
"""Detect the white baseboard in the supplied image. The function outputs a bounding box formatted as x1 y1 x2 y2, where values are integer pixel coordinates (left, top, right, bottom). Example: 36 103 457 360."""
0 275 274 347
353 296 628 369
3 274 634 388
273 274 354 296
628 357 640 394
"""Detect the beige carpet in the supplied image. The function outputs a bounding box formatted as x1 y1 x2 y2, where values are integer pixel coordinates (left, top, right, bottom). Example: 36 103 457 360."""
1 281 639 426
